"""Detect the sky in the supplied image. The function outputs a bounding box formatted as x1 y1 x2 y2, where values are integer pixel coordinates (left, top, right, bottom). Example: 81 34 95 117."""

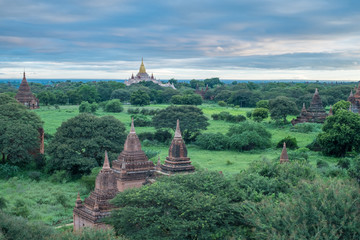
1 0 360 80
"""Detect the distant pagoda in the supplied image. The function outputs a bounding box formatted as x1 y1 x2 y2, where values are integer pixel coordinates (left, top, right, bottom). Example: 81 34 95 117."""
124 58 176 89
279 142 289 163
111 118 155 191
160 120 195 174
73 151 118 230
348 84 360 113
15 72 39 109
291 88 328 125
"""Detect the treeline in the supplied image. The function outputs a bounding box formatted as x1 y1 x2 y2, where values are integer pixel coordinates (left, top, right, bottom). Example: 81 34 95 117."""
0 78 355 107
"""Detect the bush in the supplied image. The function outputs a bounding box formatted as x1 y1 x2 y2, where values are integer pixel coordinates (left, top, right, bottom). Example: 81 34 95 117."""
138 132 155 141
226 114 246 123
246 111 252 118
211 113 220 120
196 133 229 150
288 148 309 161
80 167 101 193
104 99 123 113
218 101 227 107
143 149 159 160
306 138 322 151
317 159 329 168
337 158 351 169
0 197 7 210
154 129 172 143
0 164 19 179
290 123 320 133
79 101 97 113
11 199 30 218
256 100 269 109
49 170 70 183
276 136 298 149
127 108 140 114
27 171 41 182
252 108 269 122
219 111 231 120
131 115 152 127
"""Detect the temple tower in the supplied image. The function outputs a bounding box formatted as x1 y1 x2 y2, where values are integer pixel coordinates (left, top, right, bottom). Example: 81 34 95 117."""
160 120 195 174
15 72 39 109
112 118 155 191
280 142 289 163
73 151 118 230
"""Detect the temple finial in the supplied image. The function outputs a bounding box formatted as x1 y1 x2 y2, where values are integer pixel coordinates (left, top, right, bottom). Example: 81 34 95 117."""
315 88 319 94
280 142 289 163
130 117 135 133
102 150 110 170
77 192 81 201
94 198 99 211
328 105 333 116
174 119 182 138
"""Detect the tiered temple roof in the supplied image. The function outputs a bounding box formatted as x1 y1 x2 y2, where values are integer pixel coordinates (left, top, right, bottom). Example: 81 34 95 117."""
160 120 195 174
348 84 360 113
124 58 176 89
15 72 39 109
73 151 117 230
112 118 155 191
291 88 328 125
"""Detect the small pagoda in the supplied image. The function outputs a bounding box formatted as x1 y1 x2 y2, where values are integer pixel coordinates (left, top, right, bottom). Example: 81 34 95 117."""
15 72 39 109
112 118 155 191
348 84 360 113
73 151 118 230
291 88 328 125
280 142 289 163
160 120 195 174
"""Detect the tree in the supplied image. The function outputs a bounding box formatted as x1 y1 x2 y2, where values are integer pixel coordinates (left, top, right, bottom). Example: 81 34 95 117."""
152 105 209 142
269 96 298 123
318 110 360 157
332 100 350 114
77 84 99 103
0 94 43 166
111 89 130 102
256 100 269 109
47 114 126 175
79 101 98 113
170 94 202 105
204 77 223 88
104 99 123 112
130 90 150 106
252 108 269 122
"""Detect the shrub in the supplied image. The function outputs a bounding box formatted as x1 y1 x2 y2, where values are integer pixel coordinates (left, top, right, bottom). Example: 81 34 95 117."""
290 123 321 133
288 148 309 161
138 132 155 141
276 136 298 149
104 99 123 113
256 100 269 109
246 111 252 118
306 138 322 151
337 158 351 169
127 108 140 114
218 101 227 107
211 113 220 120
0 197 7 210
196 133 229 150
154 129 172 143
143 149 159 160
0 164 19 179
140 108 149 115
79 101 97 113
131 115 152 127
317 159 329 168
49 170 70 183
27 171 41 182
11 199 30 218
252 108 269 122
226 114 246 123
80 167 101 193
219 111 231 120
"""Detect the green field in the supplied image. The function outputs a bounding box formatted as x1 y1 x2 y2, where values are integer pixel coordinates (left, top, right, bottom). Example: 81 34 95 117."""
0 103 338 227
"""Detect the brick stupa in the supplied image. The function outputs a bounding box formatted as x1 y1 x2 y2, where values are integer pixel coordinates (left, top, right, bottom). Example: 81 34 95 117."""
280 142 289 163
112 118 155 191
291 88 328 125
15 72 39 109
73 151 118 230
348 84 360 113
160 120 195 174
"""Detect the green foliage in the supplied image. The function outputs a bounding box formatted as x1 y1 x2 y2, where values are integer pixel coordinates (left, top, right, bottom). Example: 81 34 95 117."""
316 159 329 168
170 94 202 105
79 101 98 113
227 122 272 151
104 99 123 113
0 164 19 179
152 105 209 142
204 77 223 88
217 100 226 107
11 199 30 218
269 96 298 123
54 228 122 240
111 89 130 102
337 158 351 169
107 171 241 240
127 108 140 114
130 90 150 106
196 133 229 150
252 108 269 122
211 111 246 123
49 170 70 183
131 114 152 127
0 197 7 210
27 171 41 182
154 129 172 143
240 179 360 239
256 100 269 109
276 136 298 149
332 100 350 114
80 167 102 192
318 110 360 157
143 149 158 160
47 114 126 175
348 156 360 183
290 122 321 133
246 111 252 118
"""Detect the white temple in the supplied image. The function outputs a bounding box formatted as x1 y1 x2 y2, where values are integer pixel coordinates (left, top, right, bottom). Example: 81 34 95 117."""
124 58 176 89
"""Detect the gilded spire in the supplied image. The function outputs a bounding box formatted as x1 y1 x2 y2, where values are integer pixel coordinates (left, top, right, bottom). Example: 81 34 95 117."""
280 142 289 163
139 58 146 74
130 117 135 133
174 119 182 138
102 150 110 170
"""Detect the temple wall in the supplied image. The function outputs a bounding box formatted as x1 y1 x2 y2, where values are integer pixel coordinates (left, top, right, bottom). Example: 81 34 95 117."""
117 179 144 192
73 213 94 231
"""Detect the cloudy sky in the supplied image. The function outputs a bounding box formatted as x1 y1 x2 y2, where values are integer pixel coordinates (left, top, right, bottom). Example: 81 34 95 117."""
1 0 360 80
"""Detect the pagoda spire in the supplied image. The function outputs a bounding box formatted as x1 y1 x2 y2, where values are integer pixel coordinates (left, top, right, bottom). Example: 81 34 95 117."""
139 58 146 73
328 105 333 116
174 119 182 138
280 142 289 163
102 151 110 170
130 117 135 133
75 192 82 208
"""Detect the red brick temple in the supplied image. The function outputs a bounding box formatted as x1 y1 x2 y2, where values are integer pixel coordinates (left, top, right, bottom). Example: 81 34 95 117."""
160 120 195 174
291 88 328 125
15 72 39 109
73 151 118 230
348 84 360 113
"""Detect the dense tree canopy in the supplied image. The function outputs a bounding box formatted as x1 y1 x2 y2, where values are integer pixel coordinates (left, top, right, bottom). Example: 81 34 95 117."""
47 114 126 175
318 110 360 157
152 105 209 142
130 90 150 106
0 94 43 166
269 96 299 123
